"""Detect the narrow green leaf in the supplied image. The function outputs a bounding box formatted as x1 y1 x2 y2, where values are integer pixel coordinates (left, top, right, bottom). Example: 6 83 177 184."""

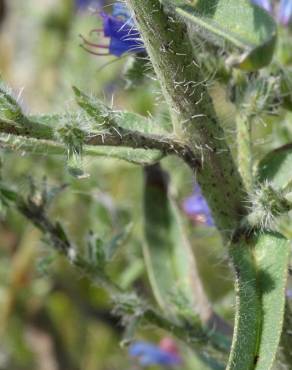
227 241 261 370
114 111 167 135
0 183 19 202
0 81 26 122
73 86 167 135
72 86 109 124
253 232 290 370
227 232 290 370
162 0 277 70
86 234 106 269
143 165 213 320
88 146 163 165
28 114 62 126
257 144 292 190
104 223 132 261
119 259 144 289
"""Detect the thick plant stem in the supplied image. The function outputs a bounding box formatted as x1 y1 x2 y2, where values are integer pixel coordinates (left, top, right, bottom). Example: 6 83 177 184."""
236 113 253 192
126 0 246 238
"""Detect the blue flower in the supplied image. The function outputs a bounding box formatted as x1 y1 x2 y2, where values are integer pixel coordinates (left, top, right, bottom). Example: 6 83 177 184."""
183 184 214 227
129 341 181 367
278 0 292 25
80 3 145 57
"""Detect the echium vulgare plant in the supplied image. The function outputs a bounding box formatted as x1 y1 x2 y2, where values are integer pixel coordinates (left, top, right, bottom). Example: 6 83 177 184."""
1 0 292 369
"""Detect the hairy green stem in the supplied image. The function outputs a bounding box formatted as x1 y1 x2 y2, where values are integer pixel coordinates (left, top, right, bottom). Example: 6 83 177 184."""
236 113 253 192
0 119 198 166
126 0 246 237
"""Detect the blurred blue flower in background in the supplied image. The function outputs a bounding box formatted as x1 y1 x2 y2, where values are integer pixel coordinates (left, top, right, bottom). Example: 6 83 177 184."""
278 0 292 25
251 0 292 25
183 184 214 227
75 0 104 11
80 2 145 57
129 340 181 367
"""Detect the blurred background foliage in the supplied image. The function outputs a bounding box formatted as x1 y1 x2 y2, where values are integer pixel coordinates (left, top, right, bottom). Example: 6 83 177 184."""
0 1 291 370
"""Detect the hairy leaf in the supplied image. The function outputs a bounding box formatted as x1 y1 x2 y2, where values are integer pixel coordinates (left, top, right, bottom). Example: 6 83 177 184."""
227 242 261 370
162 0 277 70
227 232 290 370
254 232 290 370
143 165 216 324
73 86 167 135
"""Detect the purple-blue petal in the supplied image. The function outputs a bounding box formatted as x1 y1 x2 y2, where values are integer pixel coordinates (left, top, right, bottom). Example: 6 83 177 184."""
108 37 130 57
109 36 144 56
99 11 145 56
129 342 181 367
101 14 138 39
278 0 292 25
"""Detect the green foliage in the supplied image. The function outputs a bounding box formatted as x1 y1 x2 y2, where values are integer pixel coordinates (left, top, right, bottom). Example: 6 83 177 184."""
253 233 290 370
84 224 132 270
227 233 290 370
1 1 292 369
143 165 205 318
0 86 165 167
81 235 107 270
124 57 151 89
0 81 26 123
73 86 167 135
227 241 260 370
0 182 18 203
161 0 277 70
